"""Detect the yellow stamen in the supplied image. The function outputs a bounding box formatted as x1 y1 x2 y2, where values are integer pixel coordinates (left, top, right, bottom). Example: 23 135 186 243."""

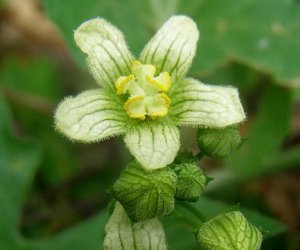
158 93 170 107
146 72 171 92
131 60 142 71
115 74 134 95
149 109 168 119
148 94 170 119
128 113 146 120
124 95 145 120
132 60 156 77
124 95 144 110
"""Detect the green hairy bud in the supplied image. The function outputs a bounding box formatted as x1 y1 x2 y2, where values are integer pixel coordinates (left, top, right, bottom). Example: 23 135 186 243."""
104 202 167 250
172 163 207 201
112 161 177 221
197 211 262 250
197 126 242 159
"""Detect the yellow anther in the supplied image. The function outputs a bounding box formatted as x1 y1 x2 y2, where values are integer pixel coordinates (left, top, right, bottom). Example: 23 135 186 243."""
124 95 146 120
148 93 170 119
124 95 144 110
115 74 134 95
131 60 142 71
131 60 156 77
149 109 168 119
146 72 171 92
158 93 171 107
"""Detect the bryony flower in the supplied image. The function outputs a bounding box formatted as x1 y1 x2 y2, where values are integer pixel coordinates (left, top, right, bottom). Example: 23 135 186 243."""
55 15 245 170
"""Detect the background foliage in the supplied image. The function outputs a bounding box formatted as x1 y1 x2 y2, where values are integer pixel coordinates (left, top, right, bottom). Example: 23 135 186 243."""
0 0 299 249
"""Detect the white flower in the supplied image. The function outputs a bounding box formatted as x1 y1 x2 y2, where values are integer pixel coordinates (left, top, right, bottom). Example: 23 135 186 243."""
55 16 245 170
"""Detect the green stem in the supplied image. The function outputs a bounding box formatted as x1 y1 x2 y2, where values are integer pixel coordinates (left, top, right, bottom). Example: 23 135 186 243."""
195 151 205 160
177 201 206 223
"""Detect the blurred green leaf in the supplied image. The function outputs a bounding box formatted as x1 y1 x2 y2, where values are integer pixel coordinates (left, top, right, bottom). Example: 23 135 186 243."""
0 57 61 100
0 56 79 185
187 0 300 87
0 94 108 249
261 145 300 173
228 84 292 177
29 213 107 250
200 62 262 93
42 0 150 67
43 0 300 86
0 94 42 249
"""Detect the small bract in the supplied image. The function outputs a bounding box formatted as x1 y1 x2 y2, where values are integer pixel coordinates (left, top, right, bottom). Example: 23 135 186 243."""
55 16 246 170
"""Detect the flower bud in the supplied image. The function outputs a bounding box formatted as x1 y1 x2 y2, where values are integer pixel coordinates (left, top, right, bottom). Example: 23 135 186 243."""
172 163 207 201
197 211 262 250
104 202 167 250
197 126 242 159
111 161 177 221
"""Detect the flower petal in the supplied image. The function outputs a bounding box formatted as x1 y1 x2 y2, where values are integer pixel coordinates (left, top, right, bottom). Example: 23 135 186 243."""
55 89 128 142
124 122 180 169
140 16 199 82
74 18 134 90
104 202 167 250
170 78 246 127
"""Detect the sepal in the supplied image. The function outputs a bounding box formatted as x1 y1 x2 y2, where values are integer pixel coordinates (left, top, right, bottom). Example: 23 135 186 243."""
197 211 262 250
112 161 177 221
197 126 242 159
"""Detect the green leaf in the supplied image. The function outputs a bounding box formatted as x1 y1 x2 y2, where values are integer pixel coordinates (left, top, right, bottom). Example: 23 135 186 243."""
42 0 149 67
200 62 261 93
43 0 300 86
188 0 300 87
228 84 292 177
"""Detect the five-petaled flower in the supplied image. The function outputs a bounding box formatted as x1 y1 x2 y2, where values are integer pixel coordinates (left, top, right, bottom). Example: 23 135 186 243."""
55 16 245 170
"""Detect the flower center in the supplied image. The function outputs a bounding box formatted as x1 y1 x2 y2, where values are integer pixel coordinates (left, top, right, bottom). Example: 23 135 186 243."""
115 60 171 120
